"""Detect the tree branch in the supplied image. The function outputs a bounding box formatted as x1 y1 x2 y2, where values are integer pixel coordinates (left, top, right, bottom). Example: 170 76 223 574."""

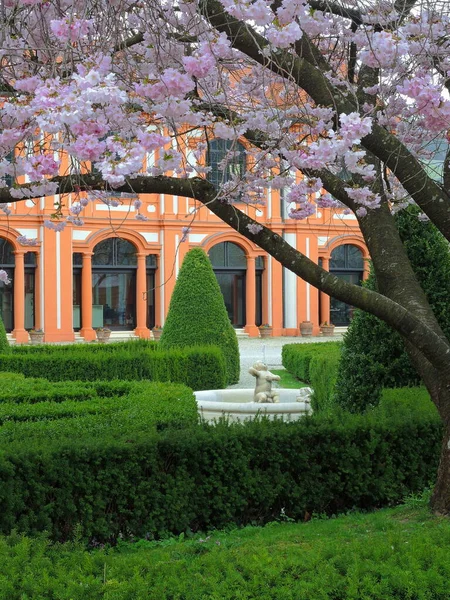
200 0 450 241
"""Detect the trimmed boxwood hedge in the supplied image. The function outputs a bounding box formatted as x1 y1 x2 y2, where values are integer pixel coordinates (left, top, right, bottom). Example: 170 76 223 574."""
282 342 341 411
12 339 159 354
0 384 441 542
0 376 198 430
0 344 227 390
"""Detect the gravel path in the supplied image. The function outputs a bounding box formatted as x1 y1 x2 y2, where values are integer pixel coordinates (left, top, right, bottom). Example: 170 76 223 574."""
229 334 344 388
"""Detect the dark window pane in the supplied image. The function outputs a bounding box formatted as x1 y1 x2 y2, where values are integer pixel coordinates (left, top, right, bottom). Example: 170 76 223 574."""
24 252 36 265
146 255 157 268
0 239 15 266
227 242 246 267
92 271 136 330
256 256 264 269
0 268 13 331
256 272 262 326
347 246 364 269
209 242 246 268
92 238 137 266
92 239 114 265
25 270 35 329
73 252 83 266
207 139 246 190
208 243 226 267
116 239 137 266
331 244 364 269
73 271 81 330
330 245 346 269
3 150 14 187
146 271 155 329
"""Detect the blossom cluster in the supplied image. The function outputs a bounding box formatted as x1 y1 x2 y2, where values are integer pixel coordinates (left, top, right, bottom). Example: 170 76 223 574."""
0 0 448 228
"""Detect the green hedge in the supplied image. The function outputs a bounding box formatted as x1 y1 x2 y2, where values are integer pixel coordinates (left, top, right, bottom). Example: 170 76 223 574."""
0 315 9 354
0 345 227 390
0 377 197 430
282 342 341 411
12 339 159 354
0 386 440 542
1 503 450 600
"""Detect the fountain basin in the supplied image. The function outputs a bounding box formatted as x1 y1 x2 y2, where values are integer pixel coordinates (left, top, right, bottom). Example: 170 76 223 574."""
195 388 313 423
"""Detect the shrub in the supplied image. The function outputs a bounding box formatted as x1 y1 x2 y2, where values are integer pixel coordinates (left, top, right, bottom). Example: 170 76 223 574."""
282 342 341 411
335 206 450 413
0 378 197 429
1 504 450 599
0 345 227 390
159 248 240 385
0 315 10 354
0 386 440 542
11 339 159 354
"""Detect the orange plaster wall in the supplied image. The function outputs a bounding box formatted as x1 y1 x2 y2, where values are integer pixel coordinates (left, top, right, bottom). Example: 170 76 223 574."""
0 191 368 341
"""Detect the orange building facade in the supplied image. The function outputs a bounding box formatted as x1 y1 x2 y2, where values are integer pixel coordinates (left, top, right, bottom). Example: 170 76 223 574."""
0 180 369 343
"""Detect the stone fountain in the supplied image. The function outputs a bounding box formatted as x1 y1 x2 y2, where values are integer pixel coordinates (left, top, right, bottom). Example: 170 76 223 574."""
195 361 313 423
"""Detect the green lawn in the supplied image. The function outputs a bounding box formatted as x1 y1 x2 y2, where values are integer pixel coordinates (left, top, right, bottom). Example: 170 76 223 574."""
1 493 449 599
271 368 308 389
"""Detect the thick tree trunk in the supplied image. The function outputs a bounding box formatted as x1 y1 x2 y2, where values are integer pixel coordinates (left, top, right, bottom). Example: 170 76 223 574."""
355 200 450 515
406 349 450 514
431 422 450 514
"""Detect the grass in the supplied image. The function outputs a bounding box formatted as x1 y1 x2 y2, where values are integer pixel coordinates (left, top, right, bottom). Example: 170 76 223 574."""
271 368 308 389
0 492 449 599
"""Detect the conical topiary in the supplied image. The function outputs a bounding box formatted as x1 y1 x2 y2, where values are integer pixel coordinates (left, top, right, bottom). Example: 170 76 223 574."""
159 247 240 385
0 313 10 354
335 206 450 413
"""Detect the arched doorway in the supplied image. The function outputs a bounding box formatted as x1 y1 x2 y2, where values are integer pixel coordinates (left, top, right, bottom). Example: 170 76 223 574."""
329 244 364 326
92 238 137 330
209 242 246 327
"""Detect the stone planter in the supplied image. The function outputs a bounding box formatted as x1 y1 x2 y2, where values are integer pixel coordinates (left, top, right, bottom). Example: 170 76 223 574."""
152 328 163 340
96 329 111 343
320 324 335 337
259 327 272 339
299 321 314 337
29 331 44 344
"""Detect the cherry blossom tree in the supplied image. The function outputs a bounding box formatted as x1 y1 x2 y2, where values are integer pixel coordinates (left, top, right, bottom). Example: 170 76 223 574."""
1 0 450 512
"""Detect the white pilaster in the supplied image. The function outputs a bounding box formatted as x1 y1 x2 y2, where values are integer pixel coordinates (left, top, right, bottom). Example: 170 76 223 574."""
283 232 297 328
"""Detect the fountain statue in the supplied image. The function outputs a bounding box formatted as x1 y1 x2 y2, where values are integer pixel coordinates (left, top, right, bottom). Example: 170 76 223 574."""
248 361 281 403
195 359 314 423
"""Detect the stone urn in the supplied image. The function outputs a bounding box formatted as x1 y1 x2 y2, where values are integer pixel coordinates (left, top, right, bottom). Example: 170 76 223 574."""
259 325 272 339
299 321 314 337
152 327 163 341
96 328 111 342
320 323 335 337
29 330 44 344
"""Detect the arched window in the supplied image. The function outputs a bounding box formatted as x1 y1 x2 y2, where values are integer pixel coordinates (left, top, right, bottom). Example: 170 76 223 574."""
91 238 137 330
329 244 364 326
330 244 364 270
92 238 137 266
209 241 246 268
207 140 246 191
